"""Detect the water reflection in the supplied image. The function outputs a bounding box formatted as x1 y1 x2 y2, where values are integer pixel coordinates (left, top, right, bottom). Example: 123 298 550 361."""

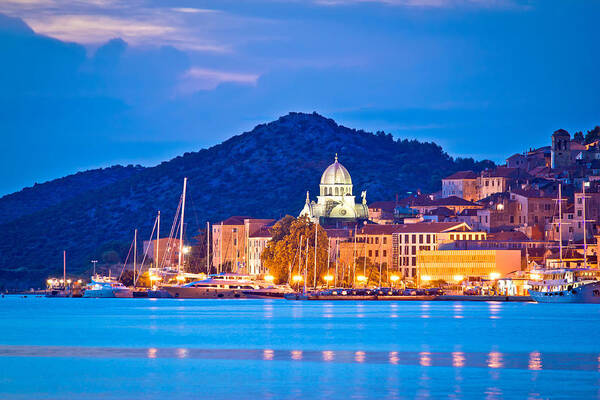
176 348 188 359
452 351 465 368
147 348 157 359
1 345 598 372
528 351 542 371
389 351 399 365
263 303 274 319
487 351 503 369
421 303 430 319
322 350 334 362
419 351 432 367
263 349 274 361
488 302 502 319
453 303 464 319
355 351 366 363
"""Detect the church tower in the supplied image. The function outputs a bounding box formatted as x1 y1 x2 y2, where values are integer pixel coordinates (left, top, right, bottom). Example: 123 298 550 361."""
551 129 571 169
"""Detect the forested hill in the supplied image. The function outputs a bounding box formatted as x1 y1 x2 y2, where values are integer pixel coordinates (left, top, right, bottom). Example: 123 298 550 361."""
0 112 494 288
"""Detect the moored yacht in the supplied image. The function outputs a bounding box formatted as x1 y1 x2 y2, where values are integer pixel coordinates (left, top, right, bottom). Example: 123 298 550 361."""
83 275 133 298
163 273 291 299
528 268 600 303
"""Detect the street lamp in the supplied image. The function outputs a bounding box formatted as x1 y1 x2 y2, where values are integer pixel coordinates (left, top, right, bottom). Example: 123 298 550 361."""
324 275 333 288
390 275 400 288
265 275 275 283
292 274 303 291
489 272 501 280
453 275 464 283
356 275 367 287
91 260 98 276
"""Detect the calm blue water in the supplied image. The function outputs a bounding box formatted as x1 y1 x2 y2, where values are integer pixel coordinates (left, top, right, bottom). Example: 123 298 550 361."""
1 297 600 399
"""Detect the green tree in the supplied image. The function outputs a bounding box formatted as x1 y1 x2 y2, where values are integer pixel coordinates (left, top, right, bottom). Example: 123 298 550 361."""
261 215 329 286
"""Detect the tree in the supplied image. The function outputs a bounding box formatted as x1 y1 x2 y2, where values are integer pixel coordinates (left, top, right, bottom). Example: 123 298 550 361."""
574 131 584 144
261 215 329 286
584 126 600 144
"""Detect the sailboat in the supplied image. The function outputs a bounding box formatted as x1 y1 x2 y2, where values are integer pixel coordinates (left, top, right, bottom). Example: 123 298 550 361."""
528 183 600 303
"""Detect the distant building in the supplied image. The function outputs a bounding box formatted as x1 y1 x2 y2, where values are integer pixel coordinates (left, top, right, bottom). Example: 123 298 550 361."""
408 195 482 215
418 249 521 284
300 155 369 224
337 222 486 280
144 238 182 268
368 201 397 224
212 216 274 274
248 226 272 275
442 171 478 201
551 129 571 168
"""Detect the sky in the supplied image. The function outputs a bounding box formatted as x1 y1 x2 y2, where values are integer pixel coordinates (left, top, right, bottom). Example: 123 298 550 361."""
0 0 599 196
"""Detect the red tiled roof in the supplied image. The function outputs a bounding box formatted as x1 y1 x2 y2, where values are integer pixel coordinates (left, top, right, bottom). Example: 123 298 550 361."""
358 222 470 235
443 170 477 180
220 216 253 225
368 201 397 212
487 231 530 242
411 196 480 207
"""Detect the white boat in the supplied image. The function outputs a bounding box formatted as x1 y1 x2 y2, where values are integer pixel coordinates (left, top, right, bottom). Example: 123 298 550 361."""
163 273 291 299
528 268 600 303
83 275 133 298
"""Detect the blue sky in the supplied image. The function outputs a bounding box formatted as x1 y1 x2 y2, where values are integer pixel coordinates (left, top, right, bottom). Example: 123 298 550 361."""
0 0 598 196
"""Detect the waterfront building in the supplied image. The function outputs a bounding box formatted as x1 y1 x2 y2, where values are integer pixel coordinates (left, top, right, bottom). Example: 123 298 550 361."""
337 222 486 281
212 216 274 274
442 171 479 201
477 167 528 200
143 238 182 268
509 188 556 236
417 249 521 284
248 226 272 275
300 155 369 224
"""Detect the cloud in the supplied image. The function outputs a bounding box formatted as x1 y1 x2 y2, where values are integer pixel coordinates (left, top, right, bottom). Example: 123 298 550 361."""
179 67 260 92
313 0 528 8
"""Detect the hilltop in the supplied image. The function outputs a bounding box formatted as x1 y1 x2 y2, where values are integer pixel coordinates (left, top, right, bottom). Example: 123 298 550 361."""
0 112 493 288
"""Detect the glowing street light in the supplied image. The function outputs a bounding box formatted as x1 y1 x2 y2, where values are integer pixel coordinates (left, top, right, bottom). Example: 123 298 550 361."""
265 275 275 283
176 275 186 282
150 275 161 282
390 275 400 288
324 275 333 288
453 275 464 283
421 275 431 282
292 275 303 282
182 246 191 255
356 275 367 287
489 272 501 280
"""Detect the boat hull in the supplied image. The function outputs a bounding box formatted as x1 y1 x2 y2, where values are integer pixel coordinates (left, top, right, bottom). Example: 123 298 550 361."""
83 288 133 298
163 287 246 299
529 281 600 303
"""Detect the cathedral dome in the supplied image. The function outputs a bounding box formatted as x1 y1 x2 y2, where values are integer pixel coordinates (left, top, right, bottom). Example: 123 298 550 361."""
320 154 352 186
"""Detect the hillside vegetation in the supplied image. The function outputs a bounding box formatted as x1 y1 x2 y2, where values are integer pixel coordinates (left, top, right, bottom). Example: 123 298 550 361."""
0 112 494 288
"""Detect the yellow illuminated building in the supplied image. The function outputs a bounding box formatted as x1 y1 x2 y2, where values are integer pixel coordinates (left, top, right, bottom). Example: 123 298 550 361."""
417 249 521 283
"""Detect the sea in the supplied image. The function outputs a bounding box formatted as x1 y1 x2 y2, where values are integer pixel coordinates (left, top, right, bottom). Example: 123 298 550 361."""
1 297 599 399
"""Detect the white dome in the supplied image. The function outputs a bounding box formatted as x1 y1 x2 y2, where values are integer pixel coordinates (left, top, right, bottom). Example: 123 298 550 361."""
320 155 352 186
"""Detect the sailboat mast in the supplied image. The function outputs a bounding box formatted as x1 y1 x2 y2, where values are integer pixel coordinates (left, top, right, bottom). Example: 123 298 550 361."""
156 211 160 268
219 221 223 274
313 223 318 289
63 250 66 288
303 237 308 294
583 182 588 268
558 183 563 266
178 177 188 272
335 239 339 288
133 229 137 287
206 221 210 273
